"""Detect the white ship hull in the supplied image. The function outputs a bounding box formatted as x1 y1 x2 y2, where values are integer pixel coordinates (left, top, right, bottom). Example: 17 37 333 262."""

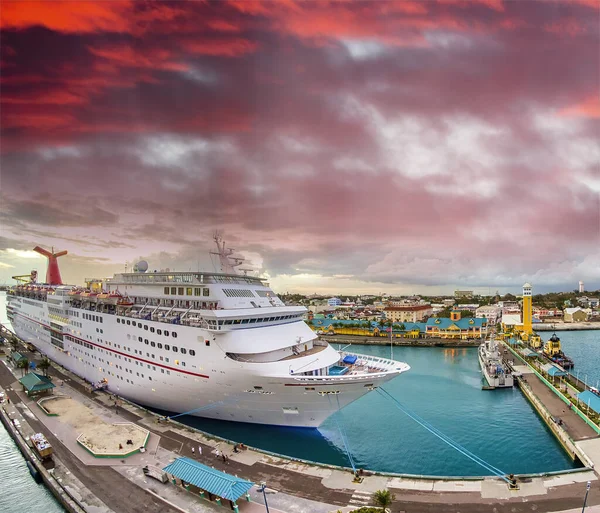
8 297 406 427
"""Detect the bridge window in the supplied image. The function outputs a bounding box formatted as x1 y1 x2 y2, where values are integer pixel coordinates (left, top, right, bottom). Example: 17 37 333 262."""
203 288 209 296
178 287 184 295
194 288 201 296
186 288 192 295
164 287 169 295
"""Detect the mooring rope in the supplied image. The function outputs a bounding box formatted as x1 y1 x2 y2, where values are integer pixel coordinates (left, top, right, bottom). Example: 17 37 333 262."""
327 393 357 472
376 387 509 481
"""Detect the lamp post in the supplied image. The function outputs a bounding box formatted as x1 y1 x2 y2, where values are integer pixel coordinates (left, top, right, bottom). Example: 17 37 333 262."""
258 482 270 513
582 480 591 512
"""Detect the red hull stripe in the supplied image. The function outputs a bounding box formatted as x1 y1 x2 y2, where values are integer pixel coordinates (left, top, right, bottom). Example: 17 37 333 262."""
14 312 210 379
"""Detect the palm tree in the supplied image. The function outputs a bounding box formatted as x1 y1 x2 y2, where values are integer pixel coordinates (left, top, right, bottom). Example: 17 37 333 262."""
38 357 51 377
372 489 395 511
17 358 29 377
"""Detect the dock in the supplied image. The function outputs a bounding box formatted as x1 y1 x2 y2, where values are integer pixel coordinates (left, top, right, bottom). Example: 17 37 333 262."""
2 328 600 512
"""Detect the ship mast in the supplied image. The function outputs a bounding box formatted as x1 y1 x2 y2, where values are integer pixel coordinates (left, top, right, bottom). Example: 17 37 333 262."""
210 232 248 275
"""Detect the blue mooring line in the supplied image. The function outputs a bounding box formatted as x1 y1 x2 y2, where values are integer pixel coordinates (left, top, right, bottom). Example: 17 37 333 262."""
328 394 357 472
166 399 230 420
376 387 509 482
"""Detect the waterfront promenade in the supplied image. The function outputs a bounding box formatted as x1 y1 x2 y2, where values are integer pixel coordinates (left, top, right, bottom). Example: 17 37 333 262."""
2 336 600 513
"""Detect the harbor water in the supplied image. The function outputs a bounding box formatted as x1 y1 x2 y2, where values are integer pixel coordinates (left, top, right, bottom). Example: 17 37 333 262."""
163 344 583 476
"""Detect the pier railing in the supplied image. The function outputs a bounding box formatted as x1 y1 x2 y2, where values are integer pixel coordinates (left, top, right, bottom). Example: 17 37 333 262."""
503 342 600 436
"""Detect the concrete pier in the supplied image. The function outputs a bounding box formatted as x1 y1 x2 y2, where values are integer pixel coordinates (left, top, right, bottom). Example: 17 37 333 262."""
2 330 600 513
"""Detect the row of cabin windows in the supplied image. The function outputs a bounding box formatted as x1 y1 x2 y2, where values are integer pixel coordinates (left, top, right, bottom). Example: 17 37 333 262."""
117 318 178 337
83 313 103 323
136 336 196 356
220 314 300 326
164 287 210 297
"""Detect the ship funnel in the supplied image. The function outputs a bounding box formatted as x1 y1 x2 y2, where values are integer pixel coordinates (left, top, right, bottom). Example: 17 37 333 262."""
33 246 67 285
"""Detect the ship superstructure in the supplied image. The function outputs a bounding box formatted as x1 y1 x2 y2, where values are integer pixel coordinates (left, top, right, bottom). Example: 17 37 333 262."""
6 236 409 427
478 338 514 389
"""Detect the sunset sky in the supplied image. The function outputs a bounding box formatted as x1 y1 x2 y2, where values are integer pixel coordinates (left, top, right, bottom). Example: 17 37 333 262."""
1 0 599 295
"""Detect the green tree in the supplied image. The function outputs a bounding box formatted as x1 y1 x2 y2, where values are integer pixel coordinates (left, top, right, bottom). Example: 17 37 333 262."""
372 489 395 511
38 357 51 377
459 310 474 318
17 358 29 377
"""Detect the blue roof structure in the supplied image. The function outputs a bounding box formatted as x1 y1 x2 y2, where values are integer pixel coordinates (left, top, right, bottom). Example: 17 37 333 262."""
162 457 254 501
577 391 600 415
521 348 539 358
547 366 566 377
426 317 486 329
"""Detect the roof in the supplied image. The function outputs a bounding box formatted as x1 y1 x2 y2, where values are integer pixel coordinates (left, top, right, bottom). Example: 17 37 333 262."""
565 307 584 315
384 305 432 312
19 372 55 393
162 457 253 501
425 317 486 329
541 363 566 377
502 314 522 326
11 351 28 362
521 348 538 357
578 391 600 415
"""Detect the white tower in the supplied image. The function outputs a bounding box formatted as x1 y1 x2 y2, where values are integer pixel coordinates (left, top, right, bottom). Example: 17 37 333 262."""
579 281 584 293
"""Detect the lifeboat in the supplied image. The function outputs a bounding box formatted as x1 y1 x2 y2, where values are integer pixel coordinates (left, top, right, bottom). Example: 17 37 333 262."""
68 288 82 300
117 296 134 307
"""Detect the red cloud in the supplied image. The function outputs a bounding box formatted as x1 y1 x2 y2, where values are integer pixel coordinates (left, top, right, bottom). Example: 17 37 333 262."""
559 96 600 119
183 38 259 57
0 1 133 33
88 45 189 72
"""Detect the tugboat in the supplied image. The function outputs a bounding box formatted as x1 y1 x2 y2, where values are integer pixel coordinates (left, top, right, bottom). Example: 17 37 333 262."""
543 333 574 369
478 338 514 389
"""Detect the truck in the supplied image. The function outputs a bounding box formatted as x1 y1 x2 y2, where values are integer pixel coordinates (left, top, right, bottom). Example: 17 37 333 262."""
30 433 53 461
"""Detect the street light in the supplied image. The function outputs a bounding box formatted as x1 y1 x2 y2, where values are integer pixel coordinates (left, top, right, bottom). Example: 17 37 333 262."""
582 480 591 512
258 482 270 513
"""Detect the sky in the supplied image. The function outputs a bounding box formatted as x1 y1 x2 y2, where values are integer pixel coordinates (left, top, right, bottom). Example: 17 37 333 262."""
0 0 599 296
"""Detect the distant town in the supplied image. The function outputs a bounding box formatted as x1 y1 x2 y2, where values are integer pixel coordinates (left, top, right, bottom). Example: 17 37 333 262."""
281 284 600 340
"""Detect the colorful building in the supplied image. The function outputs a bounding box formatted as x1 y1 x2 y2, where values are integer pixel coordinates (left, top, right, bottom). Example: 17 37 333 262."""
384 304 433 323
425 312 487 339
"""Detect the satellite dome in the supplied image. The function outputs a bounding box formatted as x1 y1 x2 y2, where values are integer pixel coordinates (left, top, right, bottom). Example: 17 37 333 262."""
136 260 148 272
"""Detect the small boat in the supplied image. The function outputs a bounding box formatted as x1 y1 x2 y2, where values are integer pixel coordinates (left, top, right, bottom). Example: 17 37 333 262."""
478 338 514 389
117 296 134 307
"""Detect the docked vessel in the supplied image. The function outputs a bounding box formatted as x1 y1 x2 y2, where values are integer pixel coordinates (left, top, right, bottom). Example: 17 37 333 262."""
543 333 574 369
6 237 409 427
478 338 514 389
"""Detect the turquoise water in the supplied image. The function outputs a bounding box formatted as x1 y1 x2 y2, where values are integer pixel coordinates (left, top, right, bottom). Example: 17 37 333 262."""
0 423 65 513
164 345 581 476
541 330 600 388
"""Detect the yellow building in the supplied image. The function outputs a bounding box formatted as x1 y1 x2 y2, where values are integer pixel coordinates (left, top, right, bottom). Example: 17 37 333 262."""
522 282 532 335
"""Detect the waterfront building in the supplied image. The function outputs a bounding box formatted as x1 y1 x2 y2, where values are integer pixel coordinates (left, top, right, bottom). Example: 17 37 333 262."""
475 305 501 325
425 312 487 339
384 304 433 323
564 307 587 323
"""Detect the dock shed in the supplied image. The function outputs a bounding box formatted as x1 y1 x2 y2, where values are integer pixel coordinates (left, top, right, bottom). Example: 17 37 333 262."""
163 457 254 503
521 348 539 358
578 391 600 414
19 372 55 397
541 364 566 377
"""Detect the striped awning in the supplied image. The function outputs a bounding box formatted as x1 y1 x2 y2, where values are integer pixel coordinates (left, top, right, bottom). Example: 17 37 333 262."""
162 457 253 501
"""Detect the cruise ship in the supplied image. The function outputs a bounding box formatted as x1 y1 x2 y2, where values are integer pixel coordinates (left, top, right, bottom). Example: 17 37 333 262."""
6 237 409 427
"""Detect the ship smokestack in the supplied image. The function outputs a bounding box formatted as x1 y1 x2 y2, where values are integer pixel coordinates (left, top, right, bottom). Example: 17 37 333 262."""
33 246 67 285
